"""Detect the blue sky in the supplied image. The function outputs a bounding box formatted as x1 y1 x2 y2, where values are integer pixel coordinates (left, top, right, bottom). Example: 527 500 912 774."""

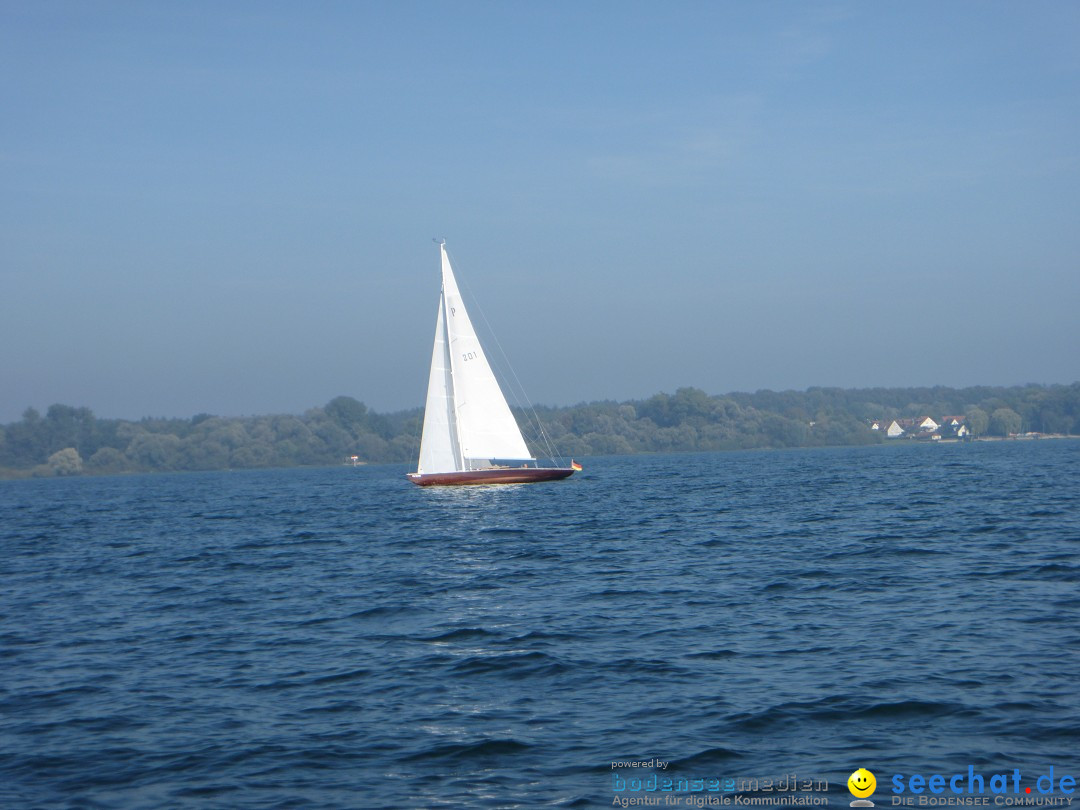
3 1 1078 422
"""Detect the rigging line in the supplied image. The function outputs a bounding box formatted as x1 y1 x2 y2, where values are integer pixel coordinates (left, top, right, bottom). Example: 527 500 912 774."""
472 296 562 464
448 247 565 465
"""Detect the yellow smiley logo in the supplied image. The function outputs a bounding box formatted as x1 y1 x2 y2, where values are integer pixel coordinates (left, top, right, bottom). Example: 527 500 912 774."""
848 768 876 798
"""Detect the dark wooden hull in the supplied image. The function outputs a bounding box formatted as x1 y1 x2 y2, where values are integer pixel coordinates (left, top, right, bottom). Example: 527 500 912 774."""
407 467 575 486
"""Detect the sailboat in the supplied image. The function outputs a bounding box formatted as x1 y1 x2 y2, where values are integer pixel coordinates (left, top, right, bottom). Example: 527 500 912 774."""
407 242 578 486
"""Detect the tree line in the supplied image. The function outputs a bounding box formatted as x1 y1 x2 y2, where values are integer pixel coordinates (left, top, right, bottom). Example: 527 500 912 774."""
1 383 1078 478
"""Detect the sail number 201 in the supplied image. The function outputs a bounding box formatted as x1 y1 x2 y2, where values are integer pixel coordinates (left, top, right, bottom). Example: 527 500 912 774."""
462 351 479 362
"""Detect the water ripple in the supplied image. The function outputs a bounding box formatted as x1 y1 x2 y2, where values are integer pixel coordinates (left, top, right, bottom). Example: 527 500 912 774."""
1 442 1079 807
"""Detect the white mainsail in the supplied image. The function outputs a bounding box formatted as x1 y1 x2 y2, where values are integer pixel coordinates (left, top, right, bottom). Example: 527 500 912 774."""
416 243 534 474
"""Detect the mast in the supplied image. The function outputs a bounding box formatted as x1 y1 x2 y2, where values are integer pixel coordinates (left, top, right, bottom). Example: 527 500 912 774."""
440 250 466 471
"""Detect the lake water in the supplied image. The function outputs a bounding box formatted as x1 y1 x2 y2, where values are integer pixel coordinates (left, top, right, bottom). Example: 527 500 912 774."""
2 440 1079 809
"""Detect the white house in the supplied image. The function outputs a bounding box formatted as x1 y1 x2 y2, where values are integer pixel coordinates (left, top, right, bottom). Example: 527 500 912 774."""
871 415 969 440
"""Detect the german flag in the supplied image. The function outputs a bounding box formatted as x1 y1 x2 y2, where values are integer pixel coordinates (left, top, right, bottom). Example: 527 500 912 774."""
570 460 583 471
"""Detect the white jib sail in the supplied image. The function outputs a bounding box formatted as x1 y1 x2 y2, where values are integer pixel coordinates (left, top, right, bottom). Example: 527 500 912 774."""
434 244 533 469
417 296 460 473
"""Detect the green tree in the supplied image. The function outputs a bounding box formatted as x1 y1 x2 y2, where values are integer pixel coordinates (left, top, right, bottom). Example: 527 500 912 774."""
761 413 809 447
325 396 369 429
990 407 1022 437
87 447 129 473
47 447 83 476
230 442 275 468
127 432 182 470
965 407 990 437
354 433 390 461
2 408 48 467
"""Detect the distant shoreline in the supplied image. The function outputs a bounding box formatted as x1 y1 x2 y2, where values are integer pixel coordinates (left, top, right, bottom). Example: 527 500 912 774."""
878 433 1077 446
3 435 1079 482
4 384 1078 479
974 433 1075 441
